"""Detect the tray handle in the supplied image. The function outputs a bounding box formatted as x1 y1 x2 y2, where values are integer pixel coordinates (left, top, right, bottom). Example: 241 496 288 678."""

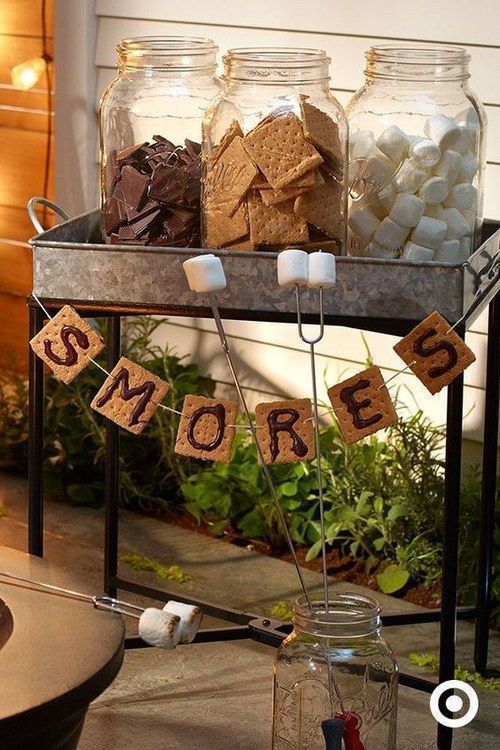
27 197 70 235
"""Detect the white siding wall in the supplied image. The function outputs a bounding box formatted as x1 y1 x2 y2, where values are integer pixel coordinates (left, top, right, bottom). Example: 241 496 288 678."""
56 0 500 445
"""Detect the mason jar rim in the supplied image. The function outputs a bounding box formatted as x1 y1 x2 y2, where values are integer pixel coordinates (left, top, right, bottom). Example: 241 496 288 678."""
116 36 218 72
225 47 330 68
365 44 470 81
117 36 218 56
294 592 381 628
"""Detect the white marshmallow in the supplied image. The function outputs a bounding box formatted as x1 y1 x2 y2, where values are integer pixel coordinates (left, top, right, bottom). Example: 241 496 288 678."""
418 177 449 204
308 251 336 288
362 147 395 185
455 106 480 134
443 183 477 211
389 193 425 228
441 207 469 240
453 126 474 155
435 239 461 263
357 192 388 220
183 254 227 293
456 151 478 182
162 601 203 644
372 217 409 252
350 130 376 160
139 608 181 649
433 150 461 183
402 242 435 262
277 249 309 287
348 206 381 242
411 216 447 250
409 137 441 169
379 185 397 211
394 159 427 193
424 114 460 151
462 209 475 232
425 203 444 219
376 125 408 163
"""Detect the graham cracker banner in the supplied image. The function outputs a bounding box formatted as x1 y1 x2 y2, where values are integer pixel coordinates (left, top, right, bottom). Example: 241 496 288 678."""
30 304 476 454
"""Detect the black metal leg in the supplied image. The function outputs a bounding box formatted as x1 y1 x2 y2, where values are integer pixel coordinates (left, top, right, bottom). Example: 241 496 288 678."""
437 332 465 750
474 294 499 674
28 303 45 557
103 316 121 597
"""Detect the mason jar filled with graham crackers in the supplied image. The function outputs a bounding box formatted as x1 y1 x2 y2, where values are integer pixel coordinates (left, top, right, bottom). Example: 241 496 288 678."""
201 48 348 253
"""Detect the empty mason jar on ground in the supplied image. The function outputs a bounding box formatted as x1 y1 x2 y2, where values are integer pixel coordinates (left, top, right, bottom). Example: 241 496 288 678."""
99 36 220 247
201 48 348 253
346 45 486 264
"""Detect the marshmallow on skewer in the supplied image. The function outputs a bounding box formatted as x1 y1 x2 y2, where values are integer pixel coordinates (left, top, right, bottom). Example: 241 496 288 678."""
277 249 309 287
163 601 203 644
443 183 477 211
435 239 461 263
376 125 408 163
424 114 460 151
183 254 227 293
418 177 449 204
389 193 425 228
410 216 447 250
402 242 435 262
348 206 381 243
139 608 181 649
307 251 336 288
433 150 461 184
408 137 441 169
441 207 469 240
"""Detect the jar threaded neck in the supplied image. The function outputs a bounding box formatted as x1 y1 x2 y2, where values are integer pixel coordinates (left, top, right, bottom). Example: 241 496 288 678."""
293 593 381 637
224 47 331 84
117 36 218 72
365 44 470 82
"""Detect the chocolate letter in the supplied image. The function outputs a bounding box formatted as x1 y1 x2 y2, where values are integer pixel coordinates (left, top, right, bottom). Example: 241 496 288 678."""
267 408 308 462
339 379 382 430
95 368 156 427
412 327 458 378
44 325 90 367
187 404 226 451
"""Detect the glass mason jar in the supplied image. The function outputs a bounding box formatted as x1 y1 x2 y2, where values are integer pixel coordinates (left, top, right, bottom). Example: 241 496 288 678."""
201 48 348 253
99 36 220 246
272 594 398 750
346 45 487 263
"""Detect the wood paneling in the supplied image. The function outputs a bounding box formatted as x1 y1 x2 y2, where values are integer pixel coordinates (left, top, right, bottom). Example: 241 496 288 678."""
0 0 53 370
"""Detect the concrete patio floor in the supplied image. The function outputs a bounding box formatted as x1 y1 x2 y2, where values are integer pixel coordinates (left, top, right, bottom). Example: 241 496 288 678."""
0 471 498 748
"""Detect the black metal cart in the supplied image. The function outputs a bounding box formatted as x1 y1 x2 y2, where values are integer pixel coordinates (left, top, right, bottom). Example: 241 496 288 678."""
26 203 499 749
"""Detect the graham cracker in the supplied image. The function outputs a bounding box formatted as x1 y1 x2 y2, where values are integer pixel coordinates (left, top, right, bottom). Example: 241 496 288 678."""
328 365 398 444
204 199 248 248
255 398 315 464
208 120 243 165
242 113 323 190
247 192 308 247
91 356 169 435
295 178 343 238
175 394 239 462
29 305 105 385
222 236 255 251
393 311 476 395
300 101 343 164
208 136 258 216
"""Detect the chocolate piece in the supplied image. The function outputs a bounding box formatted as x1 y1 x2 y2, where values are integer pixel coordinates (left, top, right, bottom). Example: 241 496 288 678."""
118 165 149 211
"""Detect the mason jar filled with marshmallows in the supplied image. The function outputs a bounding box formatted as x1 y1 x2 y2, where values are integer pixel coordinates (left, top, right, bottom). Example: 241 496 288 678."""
346 45 486 263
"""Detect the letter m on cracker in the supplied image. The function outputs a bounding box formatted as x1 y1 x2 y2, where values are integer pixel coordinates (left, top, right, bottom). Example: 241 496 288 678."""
91 356 169 434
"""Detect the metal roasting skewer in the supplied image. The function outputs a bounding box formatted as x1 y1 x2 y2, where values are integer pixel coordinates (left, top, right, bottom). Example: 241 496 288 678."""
208 293 312 608
294 284 345 719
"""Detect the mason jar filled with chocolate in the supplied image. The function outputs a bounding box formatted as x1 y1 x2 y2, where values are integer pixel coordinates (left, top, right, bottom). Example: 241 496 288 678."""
100 36 220 246
201 48 348 253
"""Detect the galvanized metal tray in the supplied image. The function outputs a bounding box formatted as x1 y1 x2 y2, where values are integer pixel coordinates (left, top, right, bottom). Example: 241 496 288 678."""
29 203 499 329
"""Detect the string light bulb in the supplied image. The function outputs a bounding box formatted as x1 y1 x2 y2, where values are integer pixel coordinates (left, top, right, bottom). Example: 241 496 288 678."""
11 56 47 91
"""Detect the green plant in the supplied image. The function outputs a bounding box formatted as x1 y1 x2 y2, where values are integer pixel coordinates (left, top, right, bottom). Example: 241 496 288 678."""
121 552 192 583
409 652 500 692
270 600 294 621
0 317 215 512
